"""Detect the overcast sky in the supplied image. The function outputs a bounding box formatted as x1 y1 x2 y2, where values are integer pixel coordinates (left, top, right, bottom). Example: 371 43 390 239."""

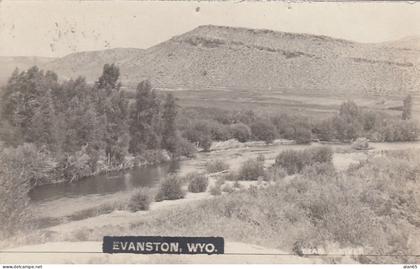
1 1 420 57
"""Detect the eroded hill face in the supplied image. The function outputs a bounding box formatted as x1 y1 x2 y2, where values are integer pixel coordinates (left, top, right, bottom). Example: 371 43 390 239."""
118 25 420 96
4 25 420 96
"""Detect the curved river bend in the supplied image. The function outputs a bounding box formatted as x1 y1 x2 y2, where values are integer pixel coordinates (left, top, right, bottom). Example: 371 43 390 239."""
29 161 180 203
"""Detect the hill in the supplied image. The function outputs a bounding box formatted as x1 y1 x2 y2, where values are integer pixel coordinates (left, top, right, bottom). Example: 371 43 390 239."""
379 35 420 50
0 56 54 86
43 48 144 83
5 25 420 96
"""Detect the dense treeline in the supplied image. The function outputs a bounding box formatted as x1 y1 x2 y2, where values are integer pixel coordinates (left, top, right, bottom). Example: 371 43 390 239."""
0 65 191 186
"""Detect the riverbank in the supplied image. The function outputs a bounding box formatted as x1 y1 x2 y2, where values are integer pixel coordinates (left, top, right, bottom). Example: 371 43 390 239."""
29 140 420 227
2 140 420 263
33 149 174 187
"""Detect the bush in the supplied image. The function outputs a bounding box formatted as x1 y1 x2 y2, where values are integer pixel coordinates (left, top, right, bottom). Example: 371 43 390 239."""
230 123 251 142
308 146 333 164
382 120 419 142
187 174 209 193
264 166 287 182
221 183 234 193
271 114 312 143
302 162 336 179
176 136 197 158
237 158 265 181
294 126 312 144
207 120 232 141
183 121 213 151
205 159 229 173
0 143 55 238
352 137 369 150
155 175 186 202
209 184 222 196
275 146 333 175
250 121 277 144
275 150 306 175
232 110 257 125
128 188 152 212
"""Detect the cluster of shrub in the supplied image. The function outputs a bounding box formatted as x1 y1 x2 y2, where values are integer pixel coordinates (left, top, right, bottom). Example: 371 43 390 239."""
178 98 418 152
314 100 418 142
178 108 313 150
128 172 210 212
146 149 419 263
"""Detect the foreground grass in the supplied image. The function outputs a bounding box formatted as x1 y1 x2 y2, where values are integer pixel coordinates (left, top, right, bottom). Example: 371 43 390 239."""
2 149 419 264
95 150 420 263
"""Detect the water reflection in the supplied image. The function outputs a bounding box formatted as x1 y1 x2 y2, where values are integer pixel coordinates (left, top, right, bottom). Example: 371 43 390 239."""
29 161 180 202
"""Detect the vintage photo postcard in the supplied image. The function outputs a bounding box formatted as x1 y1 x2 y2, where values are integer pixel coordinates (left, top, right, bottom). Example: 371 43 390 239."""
0 0 419 265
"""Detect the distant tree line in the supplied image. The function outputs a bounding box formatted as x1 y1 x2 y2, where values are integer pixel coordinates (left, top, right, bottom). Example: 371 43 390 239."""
177 98 418 146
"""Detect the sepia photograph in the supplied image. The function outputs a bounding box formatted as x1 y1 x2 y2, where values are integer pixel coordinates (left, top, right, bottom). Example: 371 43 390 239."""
0 0 419 265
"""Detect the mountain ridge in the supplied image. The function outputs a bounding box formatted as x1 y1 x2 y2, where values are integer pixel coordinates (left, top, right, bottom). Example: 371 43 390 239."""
2 25 420 96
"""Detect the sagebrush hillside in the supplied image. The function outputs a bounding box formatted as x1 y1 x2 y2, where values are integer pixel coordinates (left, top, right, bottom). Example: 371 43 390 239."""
379 35 420 50
3 25 420 96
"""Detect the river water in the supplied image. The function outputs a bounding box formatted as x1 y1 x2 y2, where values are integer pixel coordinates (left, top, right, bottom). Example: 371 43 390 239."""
29 141 420 204
29 161 180 203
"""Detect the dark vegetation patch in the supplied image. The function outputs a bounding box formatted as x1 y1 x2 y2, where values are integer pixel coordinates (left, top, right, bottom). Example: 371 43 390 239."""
155 175 185 202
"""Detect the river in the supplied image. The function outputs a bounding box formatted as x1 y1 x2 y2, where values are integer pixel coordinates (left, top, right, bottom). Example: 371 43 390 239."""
29 140 420 206
29 161 180 203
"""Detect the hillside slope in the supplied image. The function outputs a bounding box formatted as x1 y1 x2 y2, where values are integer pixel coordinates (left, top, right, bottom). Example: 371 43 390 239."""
379 35 420 50
43 48 145 83
18 25 420 96
0 56 54 86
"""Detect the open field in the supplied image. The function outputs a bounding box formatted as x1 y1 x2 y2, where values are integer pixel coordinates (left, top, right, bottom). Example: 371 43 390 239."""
155 89 419 121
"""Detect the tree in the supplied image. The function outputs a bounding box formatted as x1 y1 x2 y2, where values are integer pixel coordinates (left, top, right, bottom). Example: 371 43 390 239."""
402 94 412 120
334 101 364 141
250 121 277 144
128 80 161 154
62 96 103 153
294 125 312 144
103 91 129 164
230 123 251 142
28 90 58 147
1 66 59 143
339 100 360 122
183 121 212 151
162 93 178 154
95 64 128 164
96 63 121 94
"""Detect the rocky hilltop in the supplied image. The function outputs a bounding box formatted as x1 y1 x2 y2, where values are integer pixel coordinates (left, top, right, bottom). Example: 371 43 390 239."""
2 25 420 96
